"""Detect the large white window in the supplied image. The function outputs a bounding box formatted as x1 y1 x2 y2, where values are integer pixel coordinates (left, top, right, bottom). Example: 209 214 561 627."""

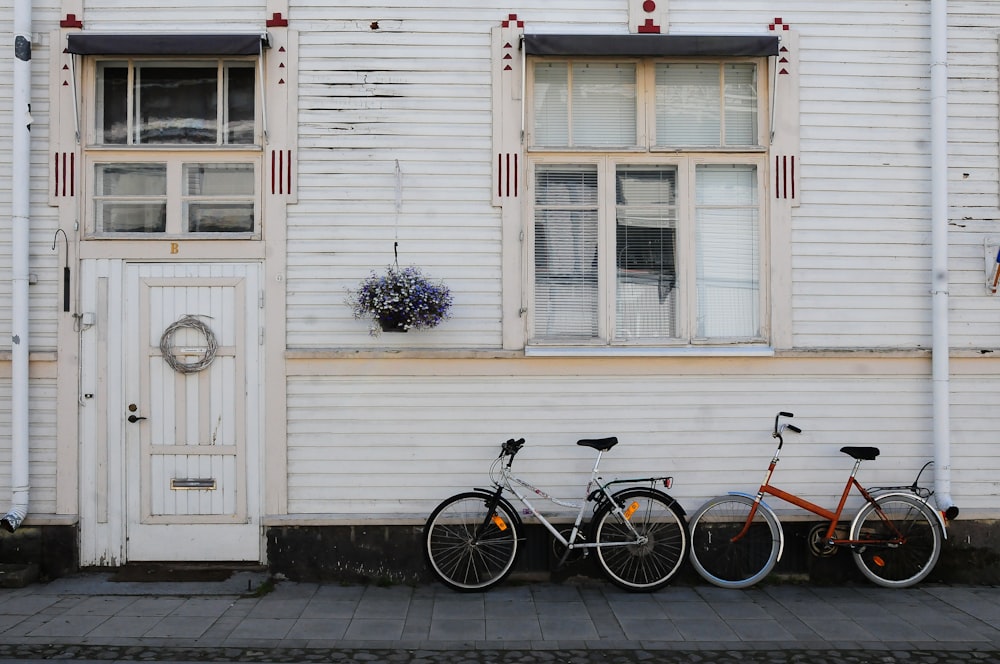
83 56 261 237
528 57 767 345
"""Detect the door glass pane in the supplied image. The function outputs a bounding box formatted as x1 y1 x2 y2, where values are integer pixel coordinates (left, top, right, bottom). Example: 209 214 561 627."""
183 163 255 232
533 165 599 339
137 65 217 144
572 63 636 147
724 64 758 146
95 163 167 232
615 166 678 339
226 64 256 144
97 62 128 145
656 63 721 147
695 164 759 337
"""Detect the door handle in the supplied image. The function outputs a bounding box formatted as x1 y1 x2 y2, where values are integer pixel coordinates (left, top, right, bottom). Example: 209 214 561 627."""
127 414 147 423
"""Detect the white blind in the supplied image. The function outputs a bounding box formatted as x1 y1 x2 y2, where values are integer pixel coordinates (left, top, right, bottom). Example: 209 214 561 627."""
532 62 636 148
723 64 757 145
656 63 758 147
533 63 569 147
533 165 599 339
571 63 636 147
656 63 720 147
695 164 759 337
614 166 678 339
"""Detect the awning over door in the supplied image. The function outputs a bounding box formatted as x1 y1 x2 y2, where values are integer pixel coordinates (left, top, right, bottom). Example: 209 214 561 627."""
522 34 779 57
66 33 268 56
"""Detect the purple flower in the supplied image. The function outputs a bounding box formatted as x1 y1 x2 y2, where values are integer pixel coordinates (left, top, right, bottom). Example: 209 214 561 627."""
348 265 453 336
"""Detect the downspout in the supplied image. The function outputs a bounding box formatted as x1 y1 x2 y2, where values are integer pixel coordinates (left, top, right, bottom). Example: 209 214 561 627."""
930 0 959 520
2 0 32 532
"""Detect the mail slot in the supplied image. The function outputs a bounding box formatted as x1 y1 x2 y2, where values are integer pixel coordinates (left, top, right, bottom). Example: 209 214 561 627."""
170 478 217 490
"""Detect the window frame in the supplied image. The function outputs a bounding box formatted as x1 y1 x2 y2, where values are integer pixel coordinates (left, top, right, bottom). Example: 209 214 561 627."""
525 55 770 348
81 54 263 240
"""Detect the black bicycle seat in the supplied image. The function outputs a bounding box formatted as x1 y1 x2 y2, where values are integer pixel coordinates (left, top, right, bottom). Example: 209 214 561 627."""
577 437 618 452
840 446 880 461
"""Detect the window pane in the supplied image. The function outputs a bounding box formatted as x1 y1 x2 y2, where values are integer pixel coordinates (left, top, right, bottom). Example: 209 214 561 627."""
226 64 256 144
137 65 217 144
572 63 636 147
533 165 599 339
97 63 128 144
95 163 167 232
656 64 721 147
183 163 255 232
615 166 677 339
533 63 569 147
724 64 757 145
695 164 759 337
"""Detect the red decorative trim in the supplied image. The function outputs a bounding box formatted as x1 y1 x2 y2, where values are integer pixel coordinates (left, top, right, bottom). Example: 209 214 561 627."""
774 155 796 200
266 12 289 27
502 13 524 28
54 152 76 197
271 149 293 195
60 14 83 28
643 0 657 11
769 17 790 31
497 152 519 198
637 18 660 34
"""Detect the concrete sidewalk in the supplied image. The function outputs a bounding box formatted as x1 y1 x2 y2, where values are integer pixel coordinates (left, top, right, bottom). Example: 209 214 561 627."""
0 571 997 655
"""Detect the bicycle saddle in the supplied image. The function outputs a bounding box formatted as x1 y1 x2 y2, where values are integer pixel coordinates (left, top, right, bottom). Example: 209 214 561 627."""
840 446 880 461
577 437 618 451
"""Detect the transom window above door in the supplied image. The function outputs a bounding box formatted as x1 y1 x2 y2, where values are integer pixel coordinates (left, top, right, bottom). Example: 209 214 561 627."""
96 61 256 146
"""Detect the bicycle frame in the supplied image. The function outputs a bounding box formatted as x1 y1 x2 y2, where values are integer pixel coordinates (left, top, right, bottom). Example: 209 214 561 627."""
489 447 666 554
743 450 905 548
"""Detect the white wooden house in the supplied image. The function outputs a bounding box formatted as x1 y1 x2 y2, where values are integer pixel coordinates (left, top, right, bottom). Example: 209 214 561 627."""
1 0 998 582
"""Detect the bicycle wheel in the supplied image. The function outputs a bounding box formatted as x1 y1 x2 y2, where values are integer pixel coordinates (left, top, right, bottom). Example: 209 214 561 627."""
590 488 688 592
424 492 520 592
850 494 942 588
688 494 782 589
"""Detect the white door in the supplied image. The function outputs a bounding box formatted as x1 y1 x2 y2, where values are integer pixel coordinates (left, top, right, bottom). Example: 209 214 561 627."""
123 262 263 561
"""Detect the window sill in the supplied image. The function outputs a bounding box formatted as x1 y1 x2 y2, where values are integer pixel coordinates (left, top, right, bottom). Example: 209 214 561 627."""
524 345 775 357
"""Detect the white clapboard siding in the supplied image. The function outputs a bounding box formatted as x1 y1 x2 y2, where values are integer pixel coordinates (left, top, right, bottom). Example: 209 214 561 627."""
285 370 963 520
286 1 641 348
939 3 1000 347
0 380 58 515
76 2 266 30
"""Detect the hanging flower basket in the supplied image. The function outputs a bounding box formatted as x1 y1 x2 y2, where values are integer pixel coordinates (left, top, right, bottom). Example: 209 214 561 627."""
348 264 453 336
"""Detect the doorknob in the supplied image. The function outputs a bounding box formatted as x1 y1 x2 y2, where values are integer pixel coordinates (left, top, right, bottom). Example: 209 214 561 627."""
127 414 147 423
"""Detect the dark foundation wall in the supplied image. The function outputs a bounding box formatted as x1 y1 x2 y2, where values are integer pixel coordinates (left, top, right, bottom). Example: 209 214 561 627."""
267 520 1000 586
0 525 78 583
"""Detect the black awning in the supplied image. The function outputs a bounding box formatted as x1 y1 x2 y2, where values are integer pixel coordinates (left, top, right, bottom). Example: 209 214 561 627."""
522 34 779 58
66 33 268 56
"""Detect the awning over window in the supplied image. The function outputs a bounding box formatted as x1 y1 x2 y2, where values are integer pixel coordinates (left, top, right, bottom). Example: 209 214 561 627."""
66 33 268 56
522 34 779 58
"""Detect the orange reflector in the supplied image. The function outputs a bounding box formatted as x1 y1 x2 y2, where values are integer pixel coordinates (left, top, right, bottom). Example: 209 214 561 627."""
872 555 885 567
624 501 639 520
491 515 507 531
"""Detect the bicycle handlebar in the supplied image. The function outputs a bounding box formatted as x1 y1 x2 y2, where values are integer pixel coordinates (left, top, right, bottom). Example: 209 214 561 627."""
773 411 802 448
501 438 525 459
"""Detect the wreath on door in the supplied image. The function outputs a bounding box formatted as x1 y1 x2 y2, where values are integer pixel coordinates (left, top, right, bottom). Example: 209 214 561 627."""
159 315 219 374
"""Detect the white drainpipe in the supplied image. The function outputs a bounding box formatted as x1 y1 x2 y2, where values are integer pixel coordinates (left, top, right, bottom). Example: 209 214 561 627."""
930 0 959 520
3 0 32 533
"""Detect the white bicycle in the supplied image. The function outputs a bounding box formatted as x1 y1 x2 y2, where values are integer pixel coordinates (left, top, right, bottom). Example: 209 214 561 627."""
424 436 688 592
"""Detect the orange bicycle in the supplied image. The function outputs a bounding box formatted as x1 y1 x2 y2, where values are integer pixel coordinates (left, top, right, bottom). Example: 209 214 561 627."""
688 412 948 589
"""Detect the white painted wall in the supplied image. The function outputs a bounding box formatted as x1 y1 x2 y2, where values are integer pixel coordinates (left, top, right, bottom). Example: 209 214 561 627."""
2 1 1000 535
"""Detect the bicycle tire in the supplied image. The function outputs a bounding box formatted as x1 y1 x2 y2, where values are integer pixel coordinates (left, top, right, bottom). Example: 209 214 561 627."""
850 493 942 588
590 488 688 592
688 494 782 589
424 491 520 592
